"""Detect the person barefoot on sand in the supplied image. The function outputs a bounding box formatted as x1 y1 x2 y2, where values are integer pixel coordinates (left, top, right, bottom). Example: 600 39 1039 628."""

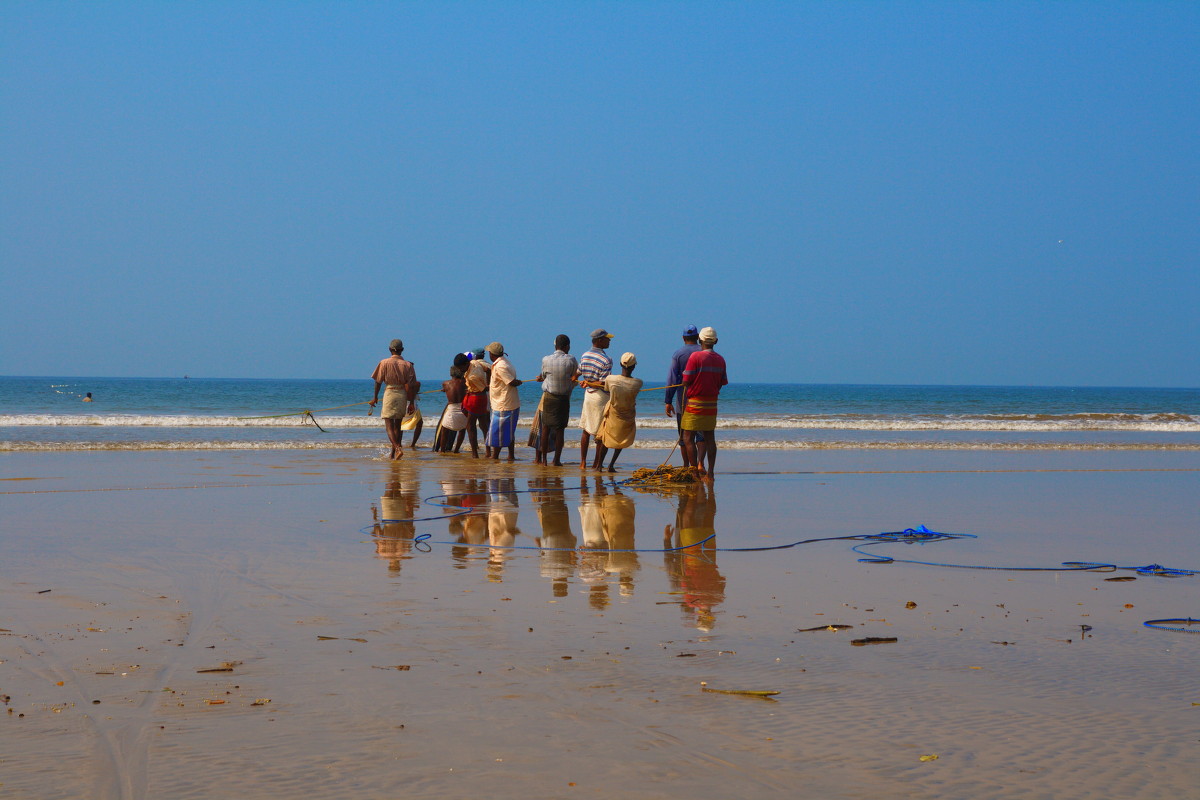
485 342 523 461
665 325 702 467
462 348 491 458
680 327 727 480
577 328 614 469
534 334 579 467
438 356 470 453
587 352 642 472
369 338 419 460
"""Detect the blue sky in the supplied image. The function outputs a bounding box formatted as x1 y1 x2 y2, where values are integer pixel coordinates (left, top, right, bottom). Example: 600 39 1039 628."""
2 2 1197 386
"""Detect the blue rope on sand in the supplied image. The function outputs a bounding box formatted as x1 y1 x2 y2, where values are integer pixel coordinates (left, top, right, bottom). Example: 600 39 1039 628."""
1143 618 1200 634
369 494 1200 631
850 525 1199 577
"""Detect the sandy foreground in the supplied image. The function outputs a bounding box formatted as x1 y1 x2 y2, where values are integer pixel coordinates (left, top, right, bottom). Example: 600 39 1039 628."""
1 447 1198 800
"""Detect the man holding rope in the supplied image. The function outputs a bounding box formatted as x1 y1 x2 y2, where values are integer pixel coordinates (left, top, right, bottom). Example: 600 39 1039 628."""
369 338 419 460
578 328 614 470
680 327 727 480
534 334 579 467
486 341 524 461
665 324 703 467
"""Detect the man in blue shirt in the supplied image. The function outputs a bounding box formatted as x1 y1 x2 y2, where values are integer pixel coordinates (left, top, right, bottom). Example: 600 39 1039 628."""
665 325 703 467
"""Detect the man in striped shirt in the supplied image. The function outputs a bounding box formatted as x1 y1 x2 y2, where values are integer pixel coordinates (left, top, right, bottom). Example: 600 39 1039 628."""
577 328 614 470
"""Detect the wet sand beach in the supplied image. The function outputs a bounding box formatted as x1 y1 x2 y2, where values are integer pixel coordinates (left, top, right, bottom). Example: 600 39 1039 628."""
2 447 1198 799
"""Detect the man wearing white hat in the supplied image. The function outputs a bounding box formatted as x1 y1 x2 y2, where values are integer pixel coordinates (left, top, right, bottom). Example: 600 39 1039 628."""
587 352 643 471
680 327 728 480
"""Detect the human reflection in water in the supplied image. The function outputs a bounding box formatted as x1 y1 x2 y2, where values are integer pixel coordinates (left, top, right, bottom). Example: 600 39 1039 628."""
532 477 577 598
442 478 489 568
600 482 639 598
663 482 725 631
575 477 639 608
577 477 610 609
371 472 421 574
486 478 521 582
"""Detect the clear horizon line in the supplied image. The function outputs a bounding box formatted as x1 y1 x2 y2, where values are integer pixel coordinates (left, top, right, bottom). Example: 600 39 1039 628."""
2 374 1197 392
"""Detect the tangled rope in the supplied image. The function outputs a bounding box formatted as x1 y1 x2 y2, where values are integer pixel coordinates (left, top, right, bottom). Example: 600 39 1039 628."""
624 465 703 488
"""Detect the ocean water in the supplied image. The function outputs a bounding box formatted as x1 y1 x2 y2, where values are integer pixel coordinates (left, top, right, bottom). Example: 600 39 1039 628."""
2 376 1199 452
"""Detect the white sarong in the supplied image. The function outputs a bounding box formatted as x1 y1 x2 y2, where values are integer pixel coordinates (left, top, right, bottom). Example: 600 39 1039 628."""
579 389 609 436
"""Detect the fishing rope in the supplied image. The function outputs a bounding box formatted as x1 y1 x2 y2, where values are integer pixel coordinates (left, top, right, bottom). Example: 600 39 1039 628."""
847 525 1199 577
231 382 680 426
236 400 374 422
1142 618 1200 634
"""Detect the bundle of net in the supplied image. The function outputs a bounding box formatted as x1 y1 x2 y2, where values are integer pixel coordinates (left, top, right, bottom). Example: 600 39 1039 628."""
626 465 702 486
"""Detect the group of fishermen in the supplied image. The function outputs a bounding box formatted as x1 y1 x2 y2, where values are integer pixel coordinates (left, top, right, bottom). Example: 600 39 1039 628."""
369 325 727 478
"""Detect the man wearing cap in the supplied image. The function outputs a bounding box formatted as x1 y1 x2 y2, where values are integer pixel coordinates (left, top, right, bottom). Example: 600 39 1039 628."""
534 334 579 467
665 324 704 467
369 339 419 460
485 342 524 461
577 328 614 470
680 327 728 480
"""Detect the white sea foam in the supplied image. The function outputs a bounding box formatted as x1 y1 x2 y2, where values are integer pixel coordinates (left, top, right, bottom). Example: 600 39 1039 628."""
0 414 382 428
4 411 1198 433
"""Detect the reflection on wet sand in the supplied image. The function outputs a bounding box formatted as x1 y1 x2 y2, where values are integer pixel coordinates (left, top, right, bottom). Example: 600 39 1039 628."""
577 478 610 607
600 483 639 598
365 471 723 626
532 477 576 597
370 471 420 573
486 478 521 581
576 478 639 607
664 482 726 630
444 478 489 567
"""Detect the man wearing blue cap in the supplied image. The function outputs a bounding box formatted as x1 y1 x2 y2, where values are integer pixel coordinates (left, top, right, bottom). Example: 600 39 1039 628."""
665 325 703 467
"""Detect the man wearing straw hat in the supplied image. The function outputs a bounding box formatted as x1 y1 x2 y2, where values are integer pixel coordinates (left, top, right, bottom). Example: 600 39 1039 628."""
680 327 727 480
369 338 419 461
485 341 524 461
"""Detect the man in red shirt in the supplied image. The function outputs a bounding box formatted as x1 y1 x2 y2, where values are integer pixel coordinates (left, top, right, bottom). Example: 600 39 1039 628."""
680 327 727 480
369 339 419 460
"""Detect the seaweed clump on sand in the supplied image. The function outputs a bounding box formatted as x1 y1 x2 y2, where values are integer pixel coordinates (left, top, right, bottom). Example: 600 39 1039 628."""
626 465 702 488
